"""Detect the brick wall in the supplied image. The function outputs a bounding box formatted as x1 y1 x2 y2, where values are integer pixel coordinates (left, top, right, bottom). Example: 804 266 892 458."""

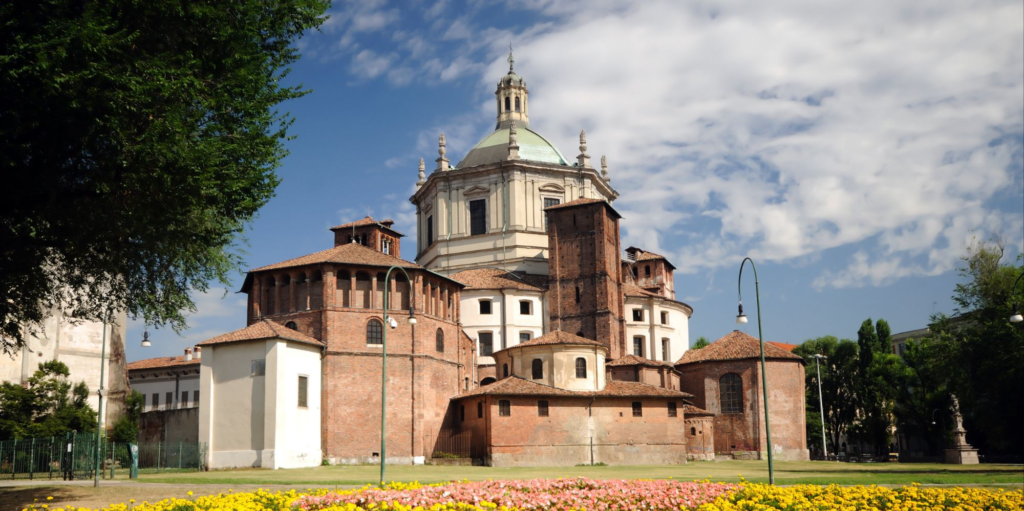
685 416 715 461
453 395 688 466
546 202 625 358
676 358 808 460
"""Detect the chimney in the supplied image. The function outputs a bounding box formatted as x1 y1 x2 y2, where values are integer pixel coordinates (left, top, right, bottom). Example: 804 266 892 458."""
184 347 193 361
194 346 201 359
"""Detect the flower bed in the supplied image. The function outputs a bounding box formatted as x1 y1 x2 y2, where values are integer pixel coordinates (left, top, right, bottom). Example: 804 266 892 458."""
697 483 1024 510
21 479 1024 511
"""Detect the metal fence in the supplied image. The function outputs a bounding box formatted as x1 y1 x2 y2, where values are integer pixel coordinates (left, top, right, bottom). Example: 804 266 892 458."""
431 429 472 459
0 432 206 480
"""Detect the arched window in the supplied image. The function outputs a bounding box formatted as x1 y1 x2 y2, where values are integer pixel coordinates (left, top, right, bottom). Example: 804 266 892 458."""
576 331 585 338
504 96 511 111
690 427 697 436
502 363 509 378
720 373 743 414
575 357 587 378
366 319 383 345
514 96 521 112
285 321 297 330
481 377 496 386
531 359 543 379
435 328 444 352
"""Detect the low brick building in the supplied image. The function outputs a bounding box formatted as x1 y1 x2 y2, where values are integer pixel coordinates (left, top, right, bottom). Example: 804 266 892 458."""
450 331 695 466
676 331 808 461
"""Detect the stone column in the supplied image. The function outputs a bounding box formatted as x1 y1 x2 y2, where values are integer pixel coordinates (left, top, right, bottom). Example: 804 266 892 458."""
371 273 378 310
251 276 262 323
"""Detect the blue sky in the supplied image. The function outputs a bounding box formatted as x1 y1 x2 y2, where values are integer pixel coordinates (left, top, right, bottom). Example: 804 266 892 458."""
126 0 1024 361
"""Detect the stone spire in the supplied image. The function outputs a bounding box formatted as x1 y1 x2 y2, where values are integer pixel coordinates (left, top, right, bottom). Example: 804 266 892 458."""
435 133 449 171
508 43 515 71
601 155 610 182
508 121 520 160
416 158 426 187
577 130 590 167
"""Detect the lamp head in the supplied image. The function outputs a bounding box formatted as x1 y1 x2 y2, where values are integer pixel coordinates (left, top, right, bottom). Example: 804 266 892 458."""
736 302 748 324
141 331 152 348
1011 303 1023 323
408 310 417 325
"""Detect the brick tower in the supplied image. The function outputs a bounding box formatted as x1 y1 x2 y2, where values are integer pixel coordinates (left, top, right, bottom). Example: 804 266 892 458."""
545 198 626 359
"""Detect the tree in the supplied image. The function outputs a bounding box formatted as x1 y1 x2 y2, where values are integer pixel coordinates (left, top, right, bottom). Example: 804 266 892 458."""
111 390 144 444
0 361 97 439
854 318 909 454
0 0 330 353
793 336 859 455
691 336 710 350
927 238 1024 456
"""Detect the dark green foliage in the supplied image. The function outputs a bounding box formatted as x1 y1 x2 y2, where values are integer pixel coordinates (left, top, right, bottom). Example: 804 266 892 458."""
0 0 330 353
793 336 859 454
0 361 97 439
853 318 908 454
691 336 710 350
111 390 144 443
925 239 1024 456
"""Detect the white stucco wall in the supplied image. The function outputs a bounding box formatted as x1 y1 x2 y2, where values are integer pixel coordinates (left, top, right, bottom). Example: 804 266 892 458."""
131 374 200 411
460 288 546 366
199 338 321 470
623 297 690 363
495 344 607 391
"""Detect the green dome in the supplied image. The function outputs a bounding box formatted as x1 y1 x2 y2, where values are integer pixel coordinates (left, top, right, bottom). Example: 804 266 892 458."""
456 126 568 169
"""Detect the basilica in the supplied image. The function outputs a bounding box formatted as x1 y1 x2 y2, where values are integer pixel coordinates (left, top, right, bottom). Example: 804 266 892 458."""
130 53 808 468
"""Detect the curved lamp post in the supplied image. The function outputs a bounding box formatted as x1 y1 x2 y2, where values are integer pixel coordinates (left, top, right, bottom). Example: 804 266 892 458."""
1010 272 1024 323
736 257 775 485
380 266 417 486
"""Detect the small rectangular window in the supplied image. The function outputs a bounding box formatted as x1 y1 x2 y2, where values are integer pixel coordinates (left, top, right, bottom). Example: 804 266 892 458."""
479 300 492 314
632 401 643 417
152 393 159 409
193 390 200 407
543 198 560 225
538 400 549 417
426 215 434 246
479 332 494 357
477 401 483 418
668 402 677 417
632 309 644 322
519 300 531 315
470 199 487 235
251 359 266 377
660 311 668 325
181 391 189 408
298 375 308 408
165 392 173 409
499 399 511 417
633 336 644 357
519 332 532 343
662 339 671 362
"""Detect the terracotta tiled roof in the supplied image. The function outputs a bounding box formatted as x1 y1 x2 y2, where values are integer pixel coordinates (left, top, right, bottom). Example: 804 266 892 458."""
196 320 325 347
676 330 804 365
767 341 799 352
622 284 694 313
455 377 693 399
127 355 200 372
500 330 607 352
252 241 418 272
683 404 715 416
450 268 547 291
543 197 621 218
329 216 395 230
606 354 674 368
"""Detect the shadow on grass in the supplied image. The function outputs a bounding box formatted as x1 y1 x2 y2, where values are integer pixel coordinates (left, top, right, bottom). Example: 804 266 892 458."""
0 486 84 509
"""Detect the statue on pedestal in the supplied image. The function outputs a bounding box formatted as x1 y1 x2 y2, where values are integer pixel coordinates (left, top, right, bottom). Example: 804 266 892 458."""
944 393 978 464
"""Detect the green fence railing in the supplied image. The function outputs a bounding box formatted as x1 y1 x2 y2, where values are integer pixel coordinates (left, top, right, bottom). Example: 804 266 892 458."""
0 432 206 480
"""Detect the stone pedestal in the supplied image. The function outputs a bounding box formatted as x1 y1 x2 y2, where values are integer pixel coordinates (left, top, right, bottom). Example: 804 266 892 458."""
944 422 979 464
944 446 979 464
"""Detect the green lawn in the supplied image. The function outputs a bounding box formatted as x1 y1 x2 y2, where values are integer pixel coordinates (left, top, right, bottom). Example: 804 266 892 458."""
139 460 1024 486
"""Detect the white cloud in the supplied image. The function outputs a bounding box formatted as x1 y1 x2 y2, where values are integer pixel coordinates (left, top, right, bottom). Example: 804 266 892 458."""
350 49 395 79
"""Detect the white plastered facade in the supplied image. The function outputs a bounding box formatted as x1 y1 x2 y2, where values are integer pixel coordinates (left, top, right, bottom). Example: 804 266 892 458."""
198 338 322 469
624 297 691 364
460 288 547 367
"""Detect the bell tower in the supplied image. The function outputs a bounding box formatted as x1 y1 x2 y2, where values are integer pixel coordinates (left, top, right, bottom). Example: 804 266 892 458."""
495 47 529 129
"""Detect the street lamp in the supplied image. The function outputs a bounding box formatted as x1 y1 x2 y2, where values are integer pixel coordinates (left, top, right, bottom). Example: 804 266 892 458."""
1010 272 1024 323
931 408 945 457
93 314 111 487
141 330 152 347
379 265 417 486
737 257 775 485
813 354 829 460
